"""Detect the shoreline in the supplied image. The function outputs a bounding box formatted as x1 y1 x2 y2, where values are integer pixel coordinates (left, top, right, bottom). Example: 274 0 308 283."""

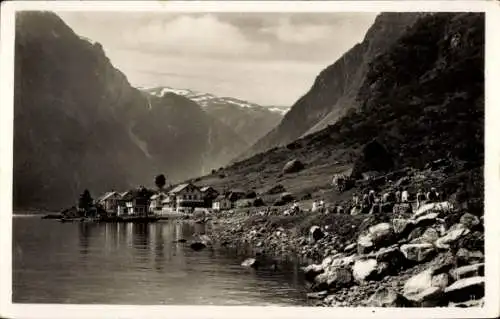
204 165 484 307
206 203 484 307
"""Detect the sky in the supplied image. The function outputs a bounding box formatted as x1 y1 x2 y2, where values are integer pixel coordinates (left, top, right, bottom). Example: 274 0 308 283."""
57 12 378 106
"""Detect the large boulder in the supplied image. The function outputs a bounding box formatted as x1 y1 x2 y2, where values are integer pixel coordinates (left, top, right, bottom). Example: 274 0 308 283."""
310 226 325 242
435 223 470 249
352 259 387 282
456 248 484 265
372 222 395 244
313 267 353 291
431 273 451 289
357 233 374 255
404 269 450 306
413 212 439 229
392 218 415 237
451 230 484 252
403 268 433 297
241 258 259 268
343 243 357 253
444 276 485 303
366 288 413 307
459 213 480 229
283 159 305 174
330 255 357 268
190 242 207 251
357 222 396 254
400 243 436 263
413 201 453 219
406 286 445 307
407 227 426 242
412 227 440 244
374 246 407 272
449 263 484 281
303 263 324 282
321 256 335 269
430 252 458 275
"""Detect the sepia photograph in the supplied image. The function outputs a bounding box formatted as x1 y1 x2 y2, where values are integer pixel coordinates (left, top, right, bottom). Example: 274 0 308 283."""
0 1 499 318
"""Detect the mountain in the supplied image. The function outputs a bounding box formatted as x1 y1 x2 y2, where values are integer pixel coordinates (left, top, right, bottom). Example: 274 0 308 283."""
13 11 246 210
190 12 483 205
144 87 287 145
241 12 426 160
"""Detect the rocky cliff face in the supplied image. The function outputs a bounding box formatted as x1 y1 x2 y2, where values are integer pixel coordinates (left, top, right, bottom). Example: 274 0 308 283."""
13 11 245 210
242 12 425 160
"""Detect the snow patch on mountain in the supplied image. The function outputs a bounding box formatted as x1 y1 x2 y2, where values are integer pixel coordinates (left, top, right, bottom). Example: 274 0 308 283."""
143 86 289 114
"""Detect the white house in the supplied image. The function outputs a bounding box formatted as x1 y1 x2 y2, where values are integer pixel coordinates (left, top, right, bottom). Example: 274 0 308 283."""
117 188 151 216
149 192 168 215
96 191 121 214
164 183 204 214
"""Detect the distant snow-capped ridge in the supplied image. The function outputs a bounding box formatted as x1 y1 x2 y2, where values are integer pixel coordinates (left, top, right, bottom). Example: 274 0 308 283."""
142 86 289 115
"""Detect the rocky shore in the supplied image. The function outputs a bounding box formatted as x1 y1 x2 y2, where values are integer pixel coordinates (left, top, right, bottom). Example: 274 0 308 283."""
206 167 484 307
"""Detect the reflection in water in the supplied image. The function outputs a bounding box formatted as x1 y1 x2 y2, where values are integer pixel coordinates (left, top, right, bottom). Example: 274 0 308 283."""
154 225 165 273
13 217 309 305
132 223 150 250
78 223 93 255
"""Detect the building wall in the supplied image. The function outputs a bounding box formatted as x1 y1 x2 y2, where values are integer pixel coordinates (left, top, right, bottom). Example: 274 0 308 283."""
213 199 231 210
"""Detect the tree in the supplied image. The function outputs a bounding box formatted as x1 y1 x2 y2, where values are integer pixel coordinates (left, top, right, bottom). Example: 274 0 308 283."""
155 174 166 190
78 189 93 213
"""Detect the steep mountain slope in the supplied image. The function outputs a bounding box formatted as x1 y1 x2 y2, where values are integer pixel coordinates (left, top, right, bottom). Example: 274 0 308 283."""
13 11 245 210
242 12 425 160
145 87 287 145
192 12 483 205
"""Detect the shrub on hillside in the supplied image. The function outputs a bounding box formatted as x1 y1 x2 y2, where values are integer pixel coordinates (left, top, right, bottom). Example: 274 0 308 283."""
267 184 286 195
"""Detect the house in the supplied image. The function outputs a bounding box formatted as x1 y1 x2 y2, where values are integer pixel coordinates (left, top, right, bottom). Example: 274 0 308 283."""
119 187 153 216
212 195 232 211
117 191 131 216
200 186 219 207
149 192 168 214
164 183 204 213
96 191 121 214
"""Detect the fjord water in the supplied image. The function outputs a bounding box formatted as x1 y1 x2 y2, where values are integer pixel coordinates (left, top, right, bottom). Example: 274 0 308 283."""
13 215 309 305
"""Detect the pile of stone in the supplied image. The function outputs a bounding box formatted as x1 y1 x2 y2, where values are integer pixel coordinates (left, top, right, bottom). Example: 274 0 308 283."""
302 202 484 307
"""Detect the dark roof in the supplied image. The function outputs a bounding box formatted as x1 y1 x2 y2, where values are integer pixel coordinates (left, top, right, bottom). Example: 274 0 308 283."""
121 187 153 201
151 192 168 200
97 191 120 202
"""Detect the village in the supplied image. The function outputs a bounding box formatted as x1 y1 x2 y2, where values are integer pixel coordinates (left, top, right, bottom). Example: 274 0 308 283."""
52 158 454 225
53 181 251 222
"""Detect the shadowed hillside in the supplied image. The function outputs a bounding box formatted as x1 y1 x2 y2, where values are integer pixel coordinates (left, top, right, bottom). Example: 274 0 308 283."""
241 13 426 160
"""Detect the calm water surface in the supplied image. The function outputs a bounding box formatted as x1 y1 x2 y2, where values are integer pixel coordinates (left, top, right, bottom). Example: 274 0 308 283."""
13 215 309 305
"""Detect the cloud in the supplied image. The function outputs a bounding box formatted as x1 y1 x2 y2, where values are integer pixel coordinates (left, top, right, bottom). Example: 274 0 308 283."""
120 14 271 58
260 17 334 45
